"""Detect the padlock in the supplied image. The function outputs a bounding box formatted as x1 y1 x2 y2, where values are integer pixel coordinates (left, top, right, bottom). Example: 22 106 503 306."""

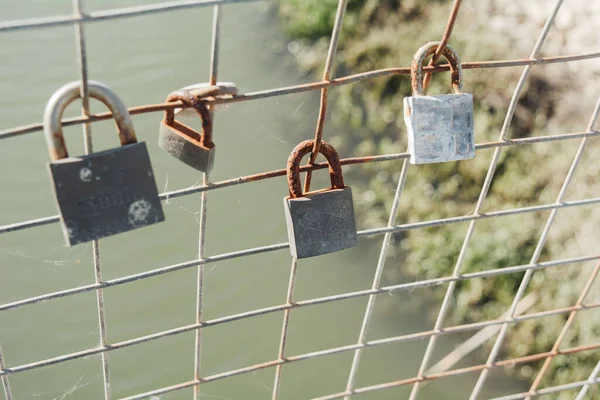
175 82 238 119
159 90 215 173
283 139 358 259
44 80 165 246
403 41 475 164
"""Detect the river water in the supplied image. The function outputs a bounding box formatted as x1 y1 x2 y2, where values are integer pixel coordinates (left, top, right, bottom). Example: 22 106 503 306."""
0 1 524 399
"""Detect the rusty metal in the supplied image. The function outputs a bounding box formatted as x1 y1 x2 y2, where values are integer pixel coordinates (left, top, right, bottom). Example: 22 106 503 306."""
3 273 597 384
2 128 600 237
164 90 214 146
158 86 236 172
411 41 463 95
422 0 463 92
404 41 473 164
287 139 345 198
119 341 600 400
303 0 349 194
313 343 600 400
525 261 600 399
179 83 236 117
44 81 164 246
284 139 356 259
304 89 330 193
1 52 599 141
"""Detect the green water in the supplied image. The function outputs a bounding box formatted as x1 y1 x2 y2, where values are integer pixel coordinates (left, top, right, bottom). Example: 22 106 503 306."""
0 1 524 399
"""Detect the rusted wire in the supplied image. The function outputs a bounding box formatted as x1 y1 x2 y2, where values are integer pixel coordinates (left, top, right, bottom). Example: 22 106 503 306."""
2 218 600 316
421 0 462 92
411 42 463 95
313 343 600 400
2 128 598 236
343 143 412 398
303 0 348 194
2 52 598 141
164 90 214 147
119 342 600 399
525 261 600 399
469 3 575 398
2 292 598 391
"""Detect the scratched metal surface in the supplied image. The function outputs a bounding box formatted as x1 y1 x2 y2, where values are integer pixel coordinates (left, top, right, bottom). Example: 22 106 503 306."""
404 93 475 164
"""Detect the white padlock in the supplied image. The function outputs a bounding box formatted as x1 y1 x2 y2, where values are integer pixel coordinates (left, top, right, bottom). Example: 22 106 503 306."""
403 42 474 164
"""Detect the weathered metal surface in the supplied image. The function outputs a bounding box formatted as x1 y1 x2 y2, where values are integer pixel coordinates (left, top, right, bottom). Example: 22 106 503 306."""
404 93 474 164
410 41 463 96
284 187 357 259
159 121 216 173
159 90 216 173
287 139 344 198
175 82 238 118
48 143 164 246
404 41 475 164
43 81 137 161
284 139 357 259
43 80 164 246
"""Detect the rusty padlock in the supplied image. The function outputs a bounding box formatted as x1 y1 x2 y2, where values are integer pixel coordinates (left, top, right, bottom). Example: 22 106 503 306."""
283 140 358 259
159 90 215 172
44 80 165 246
159 83 237 173
403 41 475 164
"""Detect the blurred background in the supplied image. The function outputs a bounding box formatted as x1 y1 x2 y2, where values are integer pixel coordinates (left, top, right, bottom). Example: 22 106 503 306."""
0 0 598 399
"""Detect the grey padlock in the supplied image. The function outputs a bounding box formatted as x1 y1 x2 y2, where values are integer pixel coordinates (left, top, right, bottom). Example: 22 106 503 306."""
403 41 475 164
44 81 165 246
283 139 358 259
159 90 215 173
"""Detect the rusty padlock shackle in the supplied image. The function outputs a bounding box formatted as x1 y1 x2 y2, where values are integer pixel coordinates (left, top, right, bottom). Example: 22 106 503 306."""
43 81 137 161
287 139 345 199
411 41 463 96
164 90 213 148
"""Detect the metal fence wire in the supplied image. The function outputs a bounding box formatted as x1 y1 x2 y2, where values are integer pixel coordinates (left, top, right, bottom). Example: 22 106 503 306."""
1 0 600 399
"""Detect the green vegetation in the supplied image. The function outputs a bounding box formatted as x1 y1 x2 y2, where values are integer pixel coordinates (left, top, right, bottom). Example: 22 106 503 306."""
273 0 600 397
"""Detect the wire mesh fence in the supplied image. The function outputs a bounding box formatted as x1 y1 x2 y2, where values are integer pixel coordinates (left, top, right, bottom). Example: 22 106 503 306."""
0 0 599 399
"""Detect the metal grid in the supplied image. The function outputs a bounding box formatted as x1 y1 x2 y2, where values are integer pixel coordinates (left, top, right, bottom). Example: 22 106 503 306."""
1 0 599 399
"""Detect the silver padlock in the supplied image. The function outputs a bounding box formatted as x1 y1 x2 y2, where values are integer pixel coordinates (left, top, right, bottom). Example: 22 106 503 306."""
44 81 165 246
283 139 358 259
403 41 474 164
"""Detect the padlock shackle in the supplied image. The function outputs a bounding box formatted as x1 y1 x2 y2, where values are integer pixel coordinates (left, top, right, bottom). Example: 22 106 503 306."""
411 41 463 96
287 139 345 199
43 81 137 161
163 90 213 147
